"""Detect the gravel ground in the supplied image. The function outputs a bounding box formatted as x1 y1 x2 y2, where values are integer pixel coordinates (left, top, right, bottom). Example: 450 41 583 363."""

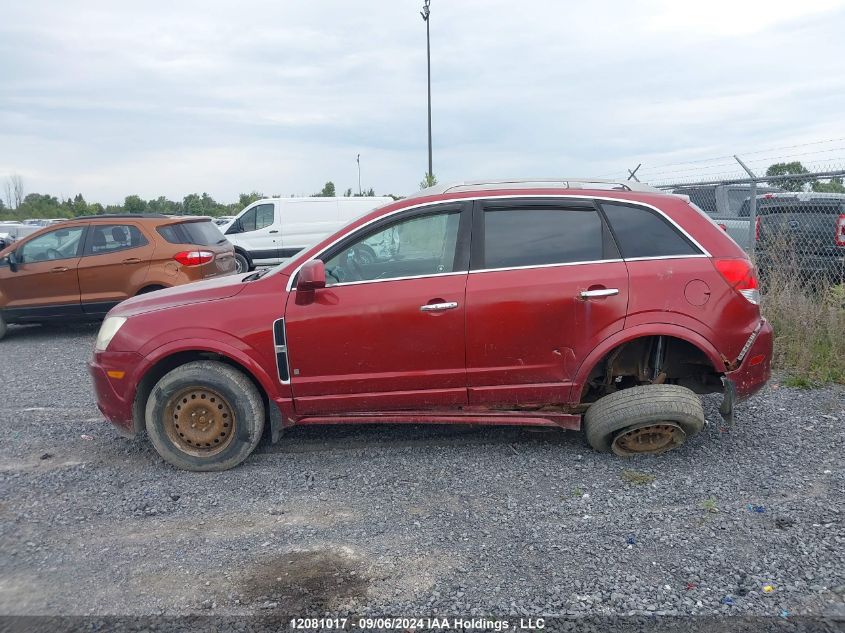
0 323 844 627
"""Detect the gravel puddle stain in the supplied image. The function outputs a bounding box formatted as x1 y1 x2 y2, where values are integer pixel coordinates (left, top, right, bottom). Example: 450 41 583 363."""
242 550 368 612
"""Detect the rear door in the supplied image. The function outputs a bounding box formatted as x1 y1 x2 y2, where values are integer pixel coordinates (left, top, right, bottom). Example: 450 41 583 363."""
0 225 87 319
78 223 155 314
464 198 629 406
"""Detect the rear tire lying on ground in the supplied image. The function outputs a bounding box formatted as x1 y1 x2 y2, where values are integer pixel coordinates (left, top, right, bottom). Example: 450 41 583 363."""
0 313 6 341
145 360 265 471
584 384 705 456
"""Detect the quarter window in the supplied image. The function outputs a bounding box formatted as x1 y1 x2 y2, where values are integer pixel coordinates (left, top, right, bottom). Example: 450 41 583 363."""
87 225 148 255
322 211 462 284
601 203 699 258
19 227 85 263
482 207 607 269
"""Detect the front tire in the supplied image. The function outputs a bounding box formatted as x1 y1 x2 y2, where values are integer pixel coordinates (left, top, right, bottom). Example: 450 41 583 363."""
145 361 265 471
584 384 705 456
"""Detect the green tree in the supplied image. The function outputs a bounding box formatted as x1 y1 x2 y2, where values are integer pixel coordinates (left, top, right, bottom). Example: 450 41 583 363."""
238 191 264 210
343 188 353 197
811 177 845 193
314 181 336 197
124 195 147 214
147 196 182 215
419 172 437 189
183 193 204 215
766 162 809 192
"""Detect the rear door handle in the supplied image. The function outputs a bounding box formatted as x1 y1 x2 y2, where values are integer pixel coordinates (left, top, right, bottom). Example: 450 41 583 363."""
50 266 69 273
420 301 458 312
122 258 141 265
268 230 279 234
580 288 619 299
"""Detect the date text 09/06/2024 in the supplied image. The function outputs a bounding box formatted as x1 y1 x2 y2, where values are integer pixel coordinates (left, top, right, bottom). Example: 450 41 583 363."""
289 616 545 630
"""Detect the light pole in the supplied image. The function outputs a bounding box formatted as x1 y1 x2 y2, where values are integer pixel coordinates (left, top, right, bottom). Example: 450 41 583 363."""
421 0 432 184
357 153 362 196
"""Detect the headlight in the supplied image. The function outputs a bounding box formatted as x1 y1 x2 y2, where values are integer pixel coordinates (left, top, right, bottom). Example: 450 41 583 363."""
95 316 127 351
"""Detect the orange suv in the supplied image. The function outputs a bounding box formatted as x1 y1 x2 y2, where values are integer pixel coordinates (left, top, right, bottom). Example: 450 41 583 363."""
0 214 236 339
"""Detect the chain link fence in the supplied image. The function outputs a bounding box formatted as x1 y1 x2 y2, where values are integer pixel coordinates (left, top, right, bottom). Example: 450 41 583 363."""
642 167 845 289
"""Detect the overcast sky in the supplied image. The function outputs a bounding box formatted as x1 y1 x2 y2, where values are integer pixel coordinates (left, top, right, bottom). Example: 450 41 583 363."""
2 0 845 203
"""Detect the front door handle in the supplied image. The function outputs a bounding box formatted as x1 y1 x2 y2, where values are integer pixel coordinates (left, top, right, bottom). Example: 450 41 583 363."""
420 301 458 312
580 288 619 299
122 258 141 265
50 266 69 273
268 230 279 234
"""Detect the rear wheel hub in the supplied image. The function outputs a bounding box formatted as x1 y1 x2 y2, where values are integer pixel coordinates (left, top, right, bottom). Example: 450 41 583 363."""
611 421 686 456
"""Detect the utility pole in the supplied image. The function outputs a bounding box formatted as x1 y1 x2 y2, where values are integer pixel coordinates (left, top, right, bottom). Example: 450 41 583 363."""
357 154 362 196
421 0 433 184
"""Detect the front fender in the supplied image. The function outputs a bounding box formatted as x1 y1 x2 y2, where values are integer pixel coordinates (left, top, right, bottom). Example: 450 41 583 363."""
571 323 726 401
138 334 284 402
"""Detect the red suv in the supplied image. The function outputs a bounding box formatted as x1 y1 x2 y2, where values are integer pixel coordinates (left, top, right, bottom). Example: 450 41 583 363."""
89 180 772 471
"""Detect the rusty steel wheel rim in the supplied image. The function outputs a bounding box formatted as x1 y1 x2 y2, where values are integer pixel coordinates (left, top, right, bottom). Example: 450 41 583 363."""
611 421 686 457
163 386 236 457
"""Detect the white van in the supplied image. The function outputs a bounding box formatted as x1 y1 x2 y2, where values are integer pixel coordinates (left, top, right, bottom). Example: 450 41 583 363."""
223 196 394 272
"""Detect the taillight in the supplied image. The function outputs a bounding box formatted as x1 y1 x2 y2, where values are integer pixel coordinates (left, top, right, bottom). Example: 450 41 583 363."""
174 250 215 266
717 223 728 232
836 213 845 247
714 257 760 305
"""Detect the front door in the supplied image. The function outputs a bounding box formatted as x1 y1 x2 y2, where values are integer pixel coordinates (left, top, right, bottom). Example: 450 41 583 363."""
226 202 279 263
285 202 471 415
0 224 87 320
465 198 629 405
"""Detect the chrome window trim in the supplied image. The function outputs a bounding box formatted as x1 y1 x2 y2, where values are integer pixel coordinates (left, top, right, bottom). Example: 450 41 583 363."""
285 194 711 291
623 254 709 263
323 270 467 288
468 258 625 275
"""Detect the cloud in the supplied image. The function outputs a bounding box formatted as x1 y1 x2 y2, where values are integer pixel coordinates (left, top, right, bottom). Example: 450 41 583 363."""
1 0 844 202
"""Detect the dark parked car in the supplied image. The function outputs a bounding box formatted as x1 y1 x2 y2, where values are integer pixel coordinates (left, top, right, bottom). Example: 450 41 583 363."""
90 178 772 471
755 192 845 284
672 184 784 249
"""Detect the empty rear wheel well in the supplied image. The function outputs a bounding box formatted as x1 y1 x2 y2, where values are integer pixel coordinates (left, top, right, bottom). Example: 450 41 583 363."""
581 335 723 404
132 351 270 436
135 285 167 296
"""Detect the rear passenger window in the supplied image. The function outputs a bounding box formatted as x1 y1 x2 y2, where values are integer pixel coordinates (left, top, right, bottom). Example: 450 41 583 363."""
482 207 610 269
601 203 700 259
88 225 148 255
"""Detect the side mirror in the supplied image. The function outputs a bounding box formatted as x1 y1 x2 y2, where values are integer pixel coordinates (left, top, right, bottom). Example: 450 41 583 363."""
297 260 326 292
8 250 18 273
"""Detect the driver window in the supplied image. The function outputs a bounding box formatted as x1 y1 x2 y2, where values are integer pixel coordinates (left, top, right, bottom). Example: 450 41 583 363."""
19 227 85 264
323 211 461 285
234 204 273 234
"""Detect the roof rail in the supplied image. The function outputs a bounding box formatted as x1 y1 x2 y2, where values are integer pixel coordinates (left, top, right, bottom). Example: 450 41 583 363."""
408 178 664 199
72 213 169 220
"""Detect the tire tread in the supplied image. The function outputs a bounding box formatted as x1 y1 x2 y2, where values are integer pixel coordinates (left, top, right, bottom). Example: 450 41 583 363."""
584 384 705 453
